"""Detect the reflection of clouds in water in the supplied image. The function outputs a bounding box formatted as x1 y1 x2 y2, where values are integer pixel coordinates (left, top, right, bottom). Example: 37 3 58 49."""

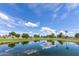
62 42 79 50
5 49 12 52
39 40 47 43
54 41 61 45
28 41 35 44
63 42 79 47
63 42 76 46
24 49 38 55
40 41 57 49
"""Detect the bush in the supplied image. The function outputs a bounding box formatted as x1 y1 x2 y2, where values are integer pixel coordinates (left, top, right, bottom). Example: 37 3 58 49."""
22 33 29 38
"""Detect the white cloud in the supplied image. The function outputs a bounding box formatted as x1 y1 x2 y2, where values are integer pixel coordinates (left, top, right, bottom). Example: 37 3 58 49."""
54 5 63 12
7 24 15 28
57 31 66 35
25 22 38 27
0 12 39 29
0 30 10 35
67 32 74 37
0 12 15 22
40 27 56 35
0 12 16 28
0 12 9 21
57 30 74 37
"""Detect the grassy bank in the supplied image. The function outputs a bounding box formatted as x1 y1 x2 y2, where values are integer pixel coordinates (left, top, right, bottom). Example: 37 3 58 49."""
0 38 79 44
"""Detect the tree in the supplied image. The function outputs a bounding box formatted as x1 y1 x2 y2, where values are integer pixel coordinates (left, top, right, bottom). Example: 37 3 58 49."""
9 32 16 36
41 35 46 38
46 33 56 38
15 34 20 38
75 33 79 38
22 33 29 38
57 33 64 38
9 32 20 38
9 32 17 38
34 34 40 38
65 30 68 38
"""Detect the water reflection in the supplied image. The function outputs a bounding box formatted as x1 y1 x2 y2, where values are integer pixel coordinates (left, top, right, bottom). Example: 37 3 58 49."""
57 40 63 45
0 40 79 56
40 41 56 49
34 40 40 42
28 41 35 44
16 42 19 44
47 40 52 42
5 49 12 53
65 42 69 50
65 46 69 50
76 42 79 45
56 41 70 50
52 41 54 45
21 41 29 45
0 52 13 56
24 49 38 55
8 43 15 48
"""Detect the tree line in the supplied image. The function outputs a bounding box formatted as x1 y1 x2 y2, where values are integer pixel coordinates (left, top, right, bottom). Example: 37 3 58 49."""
1 31 79 39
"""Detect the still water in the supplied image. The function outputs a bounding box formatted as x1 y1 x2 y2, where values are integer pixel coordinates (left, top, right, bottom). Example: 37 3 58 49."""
0 40 79 56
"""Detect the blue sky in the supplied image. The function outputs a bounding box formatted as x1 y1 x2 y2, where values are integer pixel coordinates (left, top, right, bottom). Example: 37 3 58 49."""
0 3 79 36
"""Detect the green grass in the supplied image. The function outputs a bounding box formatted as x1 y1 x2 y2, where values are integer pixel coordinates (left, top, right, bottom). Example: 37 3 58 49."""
0 38 79 44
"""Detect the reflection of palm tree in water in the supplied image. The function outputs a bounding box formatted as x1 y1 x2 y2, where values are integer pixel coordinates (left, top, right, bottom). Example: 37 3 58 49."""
52 41 54 45
65 42 69 50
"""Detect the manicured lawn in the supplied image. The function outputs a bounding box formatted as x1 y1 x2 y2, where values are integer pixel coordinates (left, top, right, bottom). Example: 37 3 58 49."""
0 38 79 44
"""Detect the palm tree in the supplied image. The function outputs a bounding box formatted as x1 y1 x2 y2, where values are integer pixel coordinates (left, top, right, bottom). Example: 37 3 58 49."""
57 33 64 38
65 30 68 38
65 42 69 50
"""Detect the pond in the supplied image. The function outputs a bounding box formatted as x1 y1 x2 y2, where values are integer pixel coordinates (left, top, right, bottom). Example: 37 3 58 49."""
0 40 79 56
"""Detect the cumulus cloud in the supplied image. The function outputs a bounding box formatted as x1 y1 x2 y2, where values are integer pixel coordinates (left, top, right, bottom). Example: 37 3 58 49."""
40 27 56 35
0 12 9 21
0 12 39 29
25 22 38 27
57 30 74 37
0 12 15 22
7 24 15 28
57 31 66 35
0 12 40 30
0 12 16 28
0 30 10 35
67 32 74 37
